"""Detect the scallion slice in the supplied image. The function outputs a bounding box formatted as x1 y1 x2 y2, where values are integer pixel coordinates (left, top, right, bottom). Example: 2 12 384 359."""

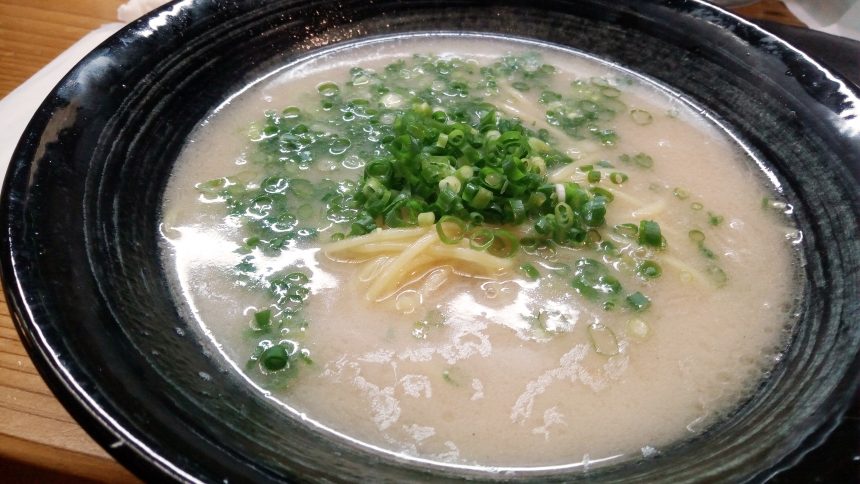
260 344 290 371
519 263 540 280
636 260 662 279
638 220 664 248
554 202 575 228
469 227 495 251
436 215 466 244
417 211 436 227
487 229 519 258
253 309 272 330
588 324 619 356
688 229 705 242
626 292 651 311
614 223 638 238
609 172 628 184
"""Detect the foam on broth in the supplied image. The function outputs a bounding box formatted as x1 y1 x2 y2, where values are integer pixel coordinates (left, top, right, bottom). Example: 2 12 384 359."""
161 35 798 470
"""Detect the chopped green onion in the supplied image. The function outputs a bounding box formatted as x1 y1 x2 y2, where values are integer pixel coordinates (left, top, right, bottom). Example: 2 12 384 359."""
582 197 607 226
630 109 653 125
282 106 301 118
289 178 315 198
590 187 615 202
286 272 309 284
554 202 574 227
601 86 621 98
436 215 466 244
673 187 689 200
571 258 622 301
587 170 602 183
626 292 651 311
708 212 724 226
316 81 340 97
519 263 540 280
627 318 650 338
417 212 435 227
260 344 290 371
688 229 705 242
707 265 728 287
691 202 704 211
614 223 639 238
507 198 526 224
638 220 664 248
469 186 493 210
636 260 662 279
436 133 449 148
527 137 551 153
487 229 519 258
447 129 465 147
455 165 474 181
588 324 619 356
439 175 462 194
253 309 272 330
469 227 494 251
609 172 628 184
699 244 717 260
633 153 654 168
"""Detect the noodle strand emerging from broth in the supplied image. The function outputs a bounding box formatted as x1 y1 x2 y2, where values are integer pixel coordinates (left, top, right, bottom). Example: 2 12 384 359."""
325 227 512 301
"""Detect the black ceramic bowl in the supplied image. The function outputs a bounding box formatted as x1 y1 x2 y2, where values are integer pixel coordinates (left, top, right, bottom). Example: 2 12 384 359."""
2 1 859 482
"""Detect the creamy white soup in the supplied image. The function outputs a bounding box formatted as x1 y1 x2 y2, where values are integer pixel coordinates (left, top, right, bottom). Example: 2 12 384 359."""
161 35 798 470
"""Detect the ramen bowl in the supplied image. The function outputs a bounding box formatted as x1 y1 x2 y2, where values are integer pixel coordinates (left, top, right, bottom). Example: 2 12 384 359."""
2 1 858 481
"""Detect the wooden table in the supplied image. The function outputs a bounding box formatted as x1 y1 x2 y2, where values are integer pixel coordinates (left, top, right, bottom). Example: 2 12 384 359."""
0 1 804 482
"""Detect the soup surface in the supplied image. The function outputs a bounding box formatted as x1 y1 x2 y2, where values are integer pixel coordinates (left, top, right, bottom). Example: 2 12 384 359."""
162 35 798 470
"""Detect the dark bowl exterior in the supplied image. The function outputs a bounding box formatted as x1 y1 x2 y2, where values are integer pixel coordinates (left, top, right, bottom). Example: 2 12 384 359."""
2 1 859 482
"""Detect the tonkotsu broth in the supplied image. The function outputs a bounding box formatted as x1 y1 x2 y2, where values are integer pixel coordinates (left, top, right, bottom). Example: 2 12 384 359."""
161 35 797 469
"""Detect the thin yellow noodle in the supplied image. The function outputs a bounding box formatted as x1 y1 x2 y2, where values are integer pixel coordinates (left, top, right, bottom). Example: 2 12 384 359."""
498 103 571 146
344 240 510 274
632 198 667 218
359 256 391 282
545 167 651 211
366 248 509 301
366 255 439 301
347 242 412 255
548 163 589 183
657 223 685 245
604 187 648 207
496 85 571 144
348 242 509 275
426 245 512 273
366 231 438 301
326 224 513 300
324 227 427 254
660 254 709 286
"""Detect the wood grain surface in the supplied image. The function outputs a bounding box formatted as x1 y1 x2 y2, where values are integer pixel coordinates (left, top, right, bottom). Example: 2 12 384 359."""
0 0 803 481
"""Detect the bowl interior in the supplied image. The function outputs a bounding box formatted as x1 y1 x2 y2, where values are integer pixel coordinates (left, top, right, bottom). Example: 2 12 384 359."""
3 1 859 481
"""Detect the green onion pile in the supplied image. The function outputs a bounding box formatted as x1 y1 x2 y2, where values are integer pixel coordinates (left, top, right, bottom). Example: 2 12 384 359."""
191 52 739 379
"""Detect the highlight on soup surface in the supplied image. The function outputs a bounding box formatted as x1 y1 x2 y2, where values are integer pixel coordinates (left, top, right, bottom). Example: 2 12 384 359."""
161 35 799 470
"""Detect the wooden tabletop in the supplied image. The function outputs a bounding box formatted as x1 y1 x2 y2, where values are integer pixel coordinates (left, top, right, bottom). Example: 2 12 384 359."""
0 1 803 482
